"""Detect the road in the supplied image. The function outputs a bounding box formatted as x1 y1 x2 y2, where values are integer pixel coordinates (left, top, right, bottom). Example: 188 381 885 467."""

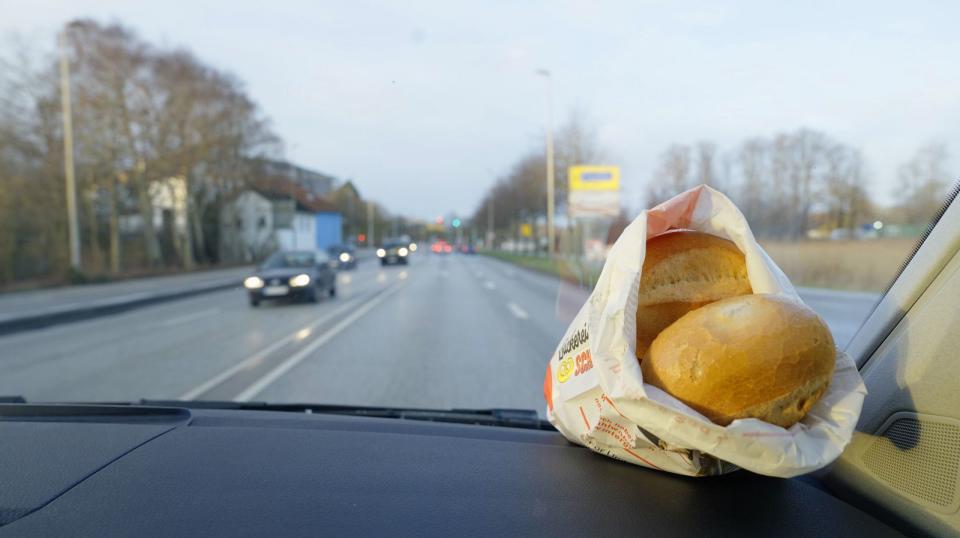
0 254 878 414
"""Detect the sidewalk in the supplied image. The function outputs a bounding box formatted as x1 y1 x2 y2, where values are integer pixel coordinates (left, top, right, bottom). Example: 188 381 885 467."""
0 266 252 335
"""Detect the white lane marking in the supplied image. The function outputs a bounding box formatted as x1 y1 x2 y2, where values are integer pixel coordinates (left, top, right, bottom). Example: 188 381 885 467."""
233 282 406 402
507 302 529 320
484 281 496 290
158 308 220 327
176 295 366 400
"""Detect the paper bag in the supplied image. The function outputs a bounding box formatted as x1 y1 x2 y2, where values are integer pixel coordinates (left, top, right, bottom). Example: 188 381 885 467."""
543 185 867 477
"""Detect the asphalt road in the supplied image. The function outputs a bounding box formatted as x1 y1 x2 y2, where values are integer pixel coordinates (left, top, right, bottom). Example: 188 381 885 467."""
0 254 878 414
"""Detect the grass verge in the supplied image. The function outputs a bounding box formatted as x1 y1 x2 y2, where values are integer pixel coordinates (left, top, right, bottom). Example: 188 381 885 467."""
480 250 601 288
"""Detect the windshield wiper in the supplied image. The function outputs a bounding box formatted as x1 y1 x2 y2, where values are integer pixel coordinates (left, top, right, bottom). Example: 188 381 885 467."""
1 397 554 430
120 399 555 430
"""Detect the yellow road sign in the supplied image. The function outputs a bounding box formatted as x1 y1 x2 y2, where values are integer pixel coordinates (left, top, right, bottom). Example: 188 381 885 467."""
520 223 533 237
569 165 620 192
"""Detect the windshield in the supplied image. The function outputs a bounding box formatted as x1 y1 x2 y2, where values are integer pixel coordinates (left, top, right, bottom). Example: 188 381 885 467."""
0 4 956 418
262 252 315 269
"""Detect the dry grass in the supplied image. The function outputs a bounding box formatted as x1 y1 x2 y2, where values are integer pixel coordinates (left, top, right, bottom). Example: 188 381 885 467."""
760 239 917 292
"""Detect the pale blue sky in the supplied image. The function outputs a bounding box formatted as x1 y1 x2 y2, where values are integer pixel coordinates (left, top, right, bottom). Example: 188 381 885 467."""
4 0 959 219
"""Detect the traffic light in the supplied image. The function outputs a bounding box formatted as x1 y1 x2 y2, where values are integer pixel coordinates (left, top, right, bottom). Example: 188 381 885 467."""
452 218 461 228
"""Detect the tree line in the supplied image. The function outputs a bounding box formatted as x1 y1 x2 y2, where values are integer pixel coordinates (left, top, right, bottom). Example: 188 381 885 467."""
472 120 954 245
647 130 953 239
0 20 285 285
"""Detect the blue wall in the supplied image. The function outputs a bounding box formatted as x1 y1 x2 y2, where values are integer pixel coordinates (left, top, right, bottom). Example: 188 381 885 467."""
314 212 343 250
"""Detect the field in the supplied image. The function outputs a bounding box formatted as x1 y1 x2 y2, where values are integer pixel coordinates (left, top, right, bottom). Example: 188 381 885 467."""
758 239 916 292
486 238 918 293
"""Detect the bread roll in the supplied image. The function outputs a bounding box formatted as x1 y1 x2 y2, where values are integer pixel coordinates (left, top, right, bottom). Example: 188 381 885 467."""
635 230 752 357
641 294 835 428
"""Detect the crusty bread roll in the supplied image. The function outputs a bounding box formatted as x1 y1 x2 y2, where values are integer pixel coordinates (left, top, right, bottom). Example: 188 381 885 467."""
635 230 752 357
641 294 835 428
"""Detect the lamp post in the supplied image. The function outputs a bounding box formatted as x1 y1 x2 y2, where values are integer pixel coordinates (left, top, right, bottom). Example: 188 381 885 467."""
536 68 555 257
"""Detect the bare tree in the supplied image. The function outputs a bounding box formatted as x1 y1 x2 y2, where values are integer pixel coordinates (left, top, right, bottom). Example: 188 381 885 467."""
646 144 693 206
895 142 951 225
735 138 769 229
823 145 871 233
0 19 280 285
554 107 604 208
695 141 718 188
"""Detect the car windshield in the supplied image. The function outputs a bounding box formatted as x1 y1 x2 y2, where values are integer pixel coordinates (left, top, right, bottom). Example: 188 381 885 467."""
262 252 315 269
0 3 956 421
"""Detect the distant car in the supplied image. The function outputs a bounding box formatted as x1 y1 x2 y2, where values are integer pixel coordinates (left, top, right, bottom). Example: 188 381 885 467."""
327 244 357 270
244 250 337 306
458 244 476 254
431 240 453 254
376 241 410 266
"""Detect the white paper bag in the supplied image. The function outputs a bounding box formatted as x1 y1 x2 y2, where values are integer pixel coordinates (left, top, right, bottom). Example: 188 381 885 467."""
543 185 867 477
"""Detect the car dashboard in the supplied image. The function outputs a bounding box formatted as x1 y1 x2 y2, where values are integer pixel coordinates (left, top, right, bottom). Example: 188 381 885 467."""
0 404 903 537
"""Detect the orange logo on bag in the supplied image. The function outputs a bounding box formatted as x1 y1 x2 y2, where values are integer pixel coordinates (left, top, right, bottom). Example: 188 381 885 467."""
574 350 593 376
557 357 575 383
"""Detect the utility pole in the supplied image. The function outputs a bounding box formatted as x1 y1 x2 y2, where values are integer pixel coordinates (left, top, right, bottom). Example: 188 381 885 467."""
366 200 374 246
59 29 81 270
537 68 555 257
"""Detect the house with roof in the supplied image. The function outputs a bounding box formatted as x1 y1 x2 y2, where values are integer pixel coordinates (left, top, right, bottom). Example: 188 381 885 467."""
219 180 342 263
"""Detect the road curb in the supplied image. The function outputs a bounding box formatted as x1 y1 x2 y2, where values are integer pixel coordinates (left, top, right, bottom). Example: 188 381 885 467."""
0 280 241 336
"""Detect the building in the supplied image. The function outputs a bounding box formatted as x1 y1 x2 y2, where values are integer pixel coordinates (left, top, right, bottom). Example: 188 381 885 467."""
220 180 342 263
259 159 338 198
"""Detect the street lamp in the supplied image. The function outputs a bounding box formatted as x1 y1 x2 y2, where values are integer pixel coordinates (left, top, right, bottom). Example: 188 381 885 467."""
536 68 555 257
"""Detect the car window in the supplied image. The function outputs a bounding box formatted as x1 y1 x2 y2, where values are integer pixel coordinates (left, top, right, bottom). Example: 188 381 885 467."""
262 252 315 269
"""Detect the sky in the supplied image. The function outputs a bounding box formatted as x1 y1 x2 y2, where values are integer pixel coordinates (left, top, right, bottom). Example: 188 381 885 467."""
3 0 959 220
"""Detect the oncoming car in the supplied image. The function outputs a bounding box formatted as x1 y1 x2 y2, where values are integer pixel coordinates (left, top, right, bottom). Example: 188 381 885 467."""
327 244 357 270
376 240 410 266
243 250 337 306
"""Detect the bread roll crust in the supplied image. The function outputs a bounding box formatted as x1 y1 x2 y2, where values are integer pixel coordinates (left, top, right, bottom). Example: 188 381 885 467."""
641 294 835 428
635 231 752 356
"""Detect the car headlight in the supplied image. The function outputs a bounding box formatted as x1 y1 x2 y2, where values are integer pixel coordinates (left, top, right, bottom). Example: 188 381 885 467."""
376 248 386 257
339 252 350 263
409 243 418 252
398 247 409 257
289 273 311 287
243 276 264 289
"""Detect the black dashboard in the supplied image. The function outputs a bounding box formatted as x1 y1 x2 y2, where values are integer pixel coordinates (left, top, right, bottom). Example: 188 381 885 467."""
0 404 902 537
